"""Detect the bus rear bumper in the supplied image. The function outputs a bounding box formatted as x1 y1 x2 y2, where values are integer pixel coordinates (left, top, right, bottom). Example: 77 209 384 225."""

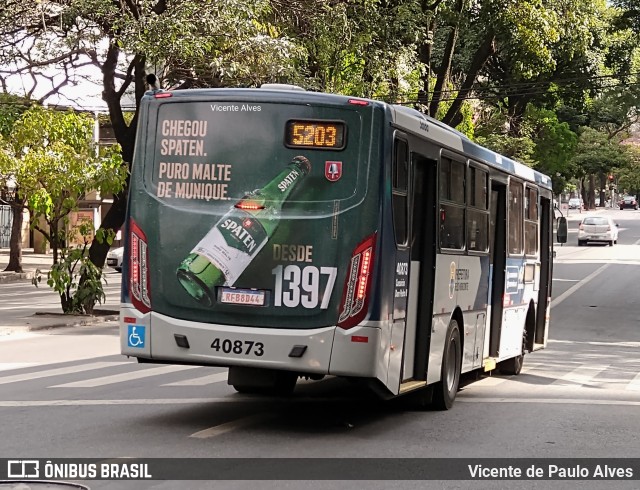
120 307 382 378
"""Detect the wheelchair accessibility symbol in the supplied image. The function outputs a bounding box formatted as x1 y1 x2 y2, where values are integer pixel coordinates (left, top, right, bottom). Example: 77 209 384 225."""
127 325 146 348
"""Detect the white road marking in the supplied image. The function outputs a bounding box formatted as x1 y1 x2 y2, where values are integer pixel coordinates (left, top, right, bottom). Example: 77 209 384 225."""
0 361 128 385
552 364 609 387
0 397 353 407
189 414 275 439
50 365 200 388
162 371 228 386
0 398 231 407
625 372 640 392
458 397 640 406
473 363 542 387
551 264 609 309
0 362 40 371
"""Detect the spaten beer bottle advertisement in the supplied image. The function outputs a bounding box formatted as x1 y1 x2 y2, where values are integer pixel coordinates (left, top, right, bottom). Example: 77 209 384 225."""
176 156 311 305
133 96 377 329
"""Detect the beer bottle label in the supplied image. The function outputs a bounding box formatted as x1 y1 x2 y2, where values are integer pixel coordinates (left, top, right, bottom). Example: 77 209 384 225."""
191 209 269 286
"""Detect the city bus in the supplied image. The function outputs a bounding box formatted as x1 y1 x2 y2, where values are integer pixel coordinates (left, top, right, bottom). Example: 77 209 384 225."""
120 84 562 409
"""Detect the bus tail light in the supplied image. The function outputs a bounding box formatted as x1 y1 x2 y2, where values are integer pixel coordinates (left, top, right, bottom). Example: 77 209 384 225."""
129 218 151 313
338 233 376 329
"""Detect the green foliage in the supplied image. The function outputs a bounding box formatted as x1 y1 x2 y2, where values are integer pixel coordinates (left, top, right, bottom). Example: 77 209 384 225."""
617 145 640 196
0 94 30 139
571 127 629 177
527 107 578 194
0 105 127 261
32 222 114 315
475 133 537 167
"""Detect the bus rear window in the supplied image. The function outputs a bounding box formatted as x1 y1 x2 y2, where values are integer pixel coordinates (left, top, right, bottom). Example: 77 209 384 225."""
147 102 363 211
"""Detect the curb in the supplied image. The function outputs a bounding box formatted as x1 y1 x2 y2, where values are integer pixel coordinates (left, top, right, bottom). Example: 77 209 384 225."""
0 313 119 336
0 271 37 284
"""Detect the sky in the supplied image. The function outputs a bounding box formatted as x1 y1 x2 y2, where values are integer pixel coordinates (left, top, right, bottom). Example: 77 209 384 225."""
4 61 114 111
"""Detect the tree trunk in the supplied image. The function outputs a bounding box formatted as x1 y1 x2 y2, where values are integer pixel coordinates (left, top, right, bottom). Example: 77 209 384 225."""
50 220 59 264
417 17 437 114
4 200 25 273
588 175 596 209
88 192 128 268
429 0 463 118
442 33 495 127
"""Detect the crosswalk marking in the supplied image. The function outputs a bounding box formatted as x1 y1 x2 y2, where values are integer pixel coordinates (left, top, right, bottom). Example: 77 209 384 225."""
1 357 640 393
552 364 609 387
0 361 129 385
625 372 640 391
0 362 39 372
0 398 231 407
162 371 228 386
50 365 200 388
458 397 640 406
471 363 542 388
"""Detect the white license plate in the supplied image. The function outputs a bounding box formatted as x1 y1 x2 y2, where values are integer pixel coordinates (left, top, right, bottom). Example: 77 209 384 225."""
220 288 265 306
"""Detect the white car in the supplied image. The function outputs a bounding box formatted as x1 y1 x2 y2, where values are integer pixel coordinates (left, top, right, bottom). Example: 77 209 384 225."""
568 198 582 209
106 246 124 272
577 217 618 246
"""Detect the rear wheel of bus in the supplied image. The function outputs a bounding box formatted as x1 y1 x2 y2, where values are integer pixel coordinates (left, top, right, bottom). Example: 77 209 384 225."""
498 331 526 375
228 366 298 396
432 318 462 410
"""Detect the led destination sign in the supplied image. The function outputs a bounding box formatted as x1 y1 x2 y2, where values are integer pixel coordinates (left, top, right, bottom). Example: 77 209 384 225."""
285 120 346 149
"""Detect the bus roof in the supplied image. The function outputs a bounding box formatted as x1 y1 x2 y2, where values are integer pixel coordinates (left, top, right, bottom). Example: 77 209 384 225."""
143 87 553 190
390 105 553 190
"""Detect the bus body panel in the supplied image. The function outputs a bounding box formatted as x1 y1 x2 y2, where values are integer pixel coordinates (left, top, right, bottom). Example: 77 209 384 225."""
428 253 489 383
120 303 386 379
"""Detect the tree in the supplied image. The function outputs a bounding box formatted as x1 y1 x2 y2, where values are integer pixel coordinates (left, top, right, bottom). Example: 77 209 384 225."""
618 144 640 199
0 106 126 266
0 0 304 270
570 127 628 208
0 93 30 272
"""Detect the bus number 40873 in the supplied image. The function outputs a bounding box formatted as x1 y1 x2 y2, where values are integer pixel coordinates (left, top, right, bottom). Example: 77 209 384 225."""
211 338 265 356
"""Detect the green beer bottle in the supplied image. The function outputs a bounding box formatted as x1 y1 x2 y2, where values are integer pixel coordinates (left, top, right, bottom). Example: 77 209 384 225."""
177 155 312 305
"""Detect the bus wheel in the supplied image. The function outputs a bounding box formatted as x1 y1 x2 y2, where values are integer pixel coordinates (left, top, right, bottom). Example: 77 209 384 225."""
499 332 526 375
270 371 298 396
229 367 297 396
432 319 462 410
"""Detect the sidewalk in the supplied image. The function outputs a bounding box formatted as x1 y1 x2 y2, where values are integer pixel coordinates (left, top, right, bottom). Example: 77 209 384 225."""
0 248 119 335
0 247 53 284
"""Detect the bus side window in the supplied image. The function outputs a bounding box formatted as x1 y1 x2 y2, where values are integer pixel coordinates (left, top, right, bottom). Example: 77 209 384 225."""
439 156 465 250
393 139 409 246
467 166 489 252
524 187 538 255
508 181 524 255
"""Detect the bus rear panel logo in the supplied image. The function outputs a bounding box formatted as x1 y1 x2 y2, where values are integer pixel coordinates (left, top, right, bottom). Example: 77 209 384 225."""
325 161 342 182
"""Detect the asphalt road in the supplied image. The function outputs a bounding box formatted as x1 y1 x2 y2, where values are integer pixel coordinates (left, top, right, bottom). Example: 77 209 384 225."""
0 208 639 490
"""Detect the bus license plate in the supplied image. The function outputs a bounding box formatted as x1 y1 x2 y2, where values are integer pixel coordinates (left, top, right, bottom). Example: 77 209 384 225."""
220 288 265 306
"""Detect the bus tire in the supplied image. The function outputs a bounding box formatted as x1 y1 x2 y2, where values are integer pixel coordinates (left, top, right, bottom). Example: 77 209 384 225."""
432 319 462 410
229 367 297 396
499 331 526 375
271 371 298 396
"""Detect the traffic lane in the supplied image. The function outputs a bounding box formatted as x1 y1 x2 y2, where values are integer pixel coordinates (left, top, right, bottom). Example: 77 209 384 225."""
549 262 640 343
2 385 640 460
551 263 602 299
